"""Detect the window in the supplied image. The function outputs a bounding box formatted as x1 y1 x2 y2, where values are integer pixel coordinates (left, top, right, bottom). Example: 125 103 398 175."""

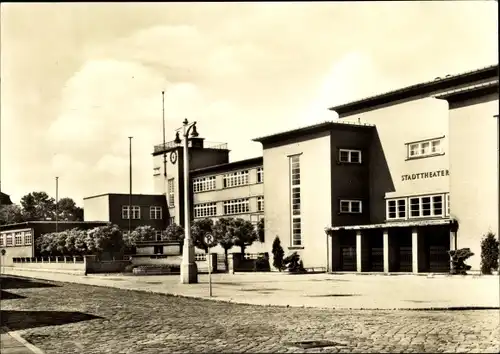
290 155 301 246
194 202 218 218
193 176 217 193
407 137 443 159
339 149 362 164
223 170 249 188
6 234 13 246
408 195 443 218
155 231 162 241
168 178 175 207
223 199 249 215
170 217 175 225
257 167 264 183
150 206 162 220
387 199 406 220
122 206 141 219
15 232 23 246
340 200 362 214
446 194 450 216
153 167 161 176
24 231 33 245
0 235 4 246
257 196 264 212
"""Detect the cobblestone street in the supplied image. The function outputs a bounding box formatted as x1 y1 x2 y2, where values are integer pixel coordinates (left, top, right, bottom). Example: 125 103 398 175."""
1 276 499 353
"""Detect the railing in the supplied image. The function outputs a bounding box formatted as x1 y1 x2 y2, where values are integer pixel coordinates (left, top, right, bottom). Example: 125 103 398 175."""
153 140 228 153
12 256 85 264
195 253 207 261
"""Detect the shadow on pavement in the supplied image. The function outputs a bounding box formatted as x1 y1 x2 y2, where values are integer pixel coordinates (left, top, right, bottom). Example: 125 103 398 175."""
0 310 103 331
0 276 60 290
0 290 27 300
306 294 360 297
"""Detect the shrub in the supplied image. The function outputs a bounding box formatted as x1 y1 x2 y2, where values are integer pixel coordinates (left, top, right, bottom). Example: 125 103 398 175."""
254 253 271 272
480 232 499 275
283 252 307 274
123 264 136 273
448 248 474 275
272 236 285 271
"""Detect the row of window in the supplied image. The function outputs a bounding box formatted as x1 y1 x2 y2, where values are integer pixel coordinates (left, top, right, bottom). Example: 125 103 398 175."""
192 167 264 193
386 193 450 220
290 155 301 247
193 196 264 218
122 206 163 220
407 138 442 159
0 231 33 247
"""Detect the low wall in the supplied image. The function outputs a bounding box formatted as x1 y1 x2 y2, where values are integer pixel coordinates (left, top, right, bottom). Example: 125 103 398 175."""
9 256 131 274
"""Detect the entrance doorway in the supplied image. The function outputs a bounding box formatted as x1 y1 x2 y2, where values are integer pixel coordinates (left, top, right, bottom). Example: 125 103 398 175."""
339 231 356 271
419 226 450 273
388 228 412 272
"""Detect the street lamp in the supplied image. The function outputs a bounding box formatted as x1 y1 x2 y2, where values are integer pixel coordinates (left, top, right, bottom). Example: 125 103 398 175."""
174 118 199 284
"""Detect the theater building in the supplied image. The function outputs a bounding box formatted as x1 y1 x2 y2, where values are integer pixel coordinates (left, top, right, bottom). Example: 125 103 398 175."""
253 64 497 273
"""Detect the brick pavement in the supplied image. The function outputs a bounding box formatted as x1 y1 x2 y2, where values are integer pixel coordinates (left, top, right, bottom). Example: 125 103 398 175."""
1 275 499 353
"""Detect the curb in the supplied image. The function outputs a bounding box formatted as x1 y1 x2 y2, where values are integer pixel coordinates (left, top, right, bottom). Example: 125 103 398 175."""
3 272 499 312
1 326 45 354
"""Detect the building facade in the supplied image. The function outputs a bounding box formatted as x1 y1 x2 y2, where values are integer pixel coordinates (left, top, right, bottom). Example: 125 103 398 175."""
0 221 109 266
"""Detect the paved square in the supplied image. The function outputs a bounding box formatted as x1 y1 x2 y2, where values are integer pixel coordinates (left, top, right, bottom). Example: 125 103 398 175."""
1 275 499 353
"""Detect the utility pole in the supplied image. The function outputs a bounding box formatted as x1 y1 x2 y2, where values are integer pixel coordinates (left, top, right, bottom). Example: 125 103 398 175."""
55 177 59 232
162 91 167 178
128 137 133 236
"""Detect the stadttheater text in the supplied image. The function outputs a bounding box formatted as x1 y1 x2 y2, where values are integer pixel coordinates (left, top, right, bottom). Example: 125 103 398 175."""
401 169 450 182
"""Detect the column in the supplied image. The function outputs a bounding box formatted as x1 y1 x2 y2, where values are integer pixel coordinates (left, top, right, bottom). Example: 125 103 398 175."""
383 229 389 273
356 230 362 272
412 228 419 274
449 229 457 272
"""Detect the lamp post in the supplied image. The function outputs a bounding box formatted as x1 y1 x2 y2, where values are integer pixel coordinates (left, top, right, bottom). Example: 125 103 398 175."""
128 137 133 236
174 118 199 284
495 114 499 243
55 177 59 233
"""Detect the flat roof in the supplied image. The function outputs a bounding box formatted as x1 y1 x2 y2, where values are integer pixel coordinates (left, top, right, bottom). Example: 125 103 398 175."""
84 193 165 200
329 64 498 117
326 218 457 232
191 156 263 176
252 120 374 145
0 220 109 231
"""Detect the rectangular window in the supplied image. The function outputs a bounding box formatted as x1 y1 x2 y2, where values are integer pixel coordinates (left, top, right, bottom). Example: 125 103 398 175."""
257 167 264 183
153 167 161 176
339 200 362 214
223 170 249 188
223 199 250 215
0 234 4 246
257 196 264 212
194 202 218 218
407 137 443 159
193 176 217 193
387 199 406 220
24 231 33 245
168 178 175 207
122 206 140 219
14 232 23 246
408 195 444 218
155 231 162 241
446 194 450 216
150 206 162 220
339 149 362 164
6 234 13 246
170 217 175 225
290 155 302 246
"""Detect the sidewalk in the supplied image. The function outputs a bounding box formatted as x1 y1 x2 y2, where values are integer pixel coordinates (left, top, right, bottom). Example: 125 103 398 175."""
0 327 43 354
2 267 499 310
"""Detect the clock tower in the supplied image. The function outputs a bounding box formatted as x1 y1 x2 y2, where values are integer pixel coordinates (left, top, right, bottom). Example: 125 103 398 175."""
151 132 230 228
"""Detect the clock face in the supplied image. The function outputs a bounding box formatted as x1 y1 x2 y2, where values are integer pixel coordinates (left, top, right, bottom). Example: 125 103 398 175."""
170 151 178 164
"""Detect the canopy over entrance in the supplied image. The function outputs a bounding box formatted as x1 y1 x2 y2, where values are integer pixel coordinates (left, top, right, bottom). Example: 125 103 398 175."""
325 218 458 234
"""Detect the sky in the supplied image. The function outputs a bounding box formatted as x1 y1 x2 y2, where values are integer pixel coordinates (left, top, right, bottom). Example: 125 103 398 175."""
0 2 498 206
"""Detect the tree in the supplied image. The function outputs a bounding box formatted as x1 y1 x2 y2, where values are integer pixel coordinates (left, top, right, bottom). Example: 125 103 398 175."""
191 218 215 253
232 218 258 254
86 224 124 259
20 192 56 221
481 232 499 275
213 217 235 268
283 252 306 273
56 197 83 221
55 231 69 255
163 223 184 242
257 218 265 243
272 236 285 271
0 204 24 225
